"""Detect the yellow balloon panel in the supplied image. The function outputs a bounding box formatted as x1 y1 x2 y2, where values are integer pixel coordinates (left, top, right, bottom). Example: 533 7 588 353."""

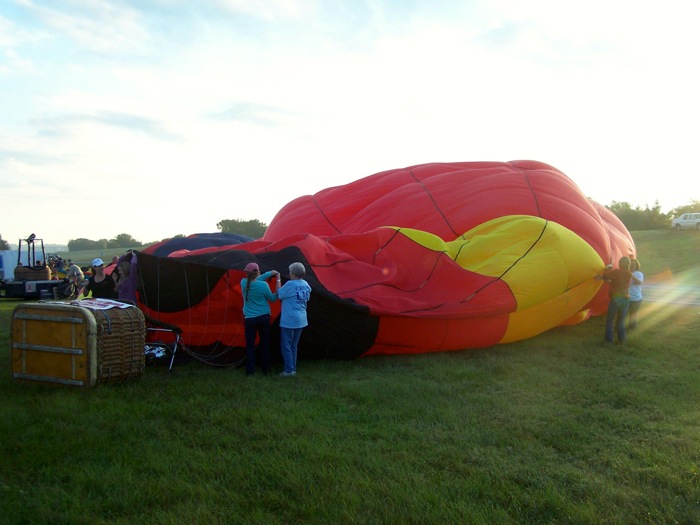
391 216 605 337
455 216 604 310
500 279 602 343
386 226 452 253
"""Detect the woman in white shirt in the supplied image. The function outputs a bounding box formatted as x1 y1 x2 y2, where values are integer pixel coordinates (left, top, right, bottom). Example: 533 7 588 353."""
628 259 644 330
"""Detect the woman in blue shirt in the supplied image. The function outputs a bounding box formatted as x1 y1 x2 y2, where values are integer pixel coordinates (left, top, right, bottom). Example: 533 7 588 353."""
241 262 280 376
277 262 312 377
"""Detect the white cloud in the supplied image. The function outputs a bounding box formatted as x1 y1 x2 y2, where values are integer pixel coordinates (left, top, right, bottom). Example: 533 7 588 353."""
13 0 151 55
213 0 308 19
1 0 698 246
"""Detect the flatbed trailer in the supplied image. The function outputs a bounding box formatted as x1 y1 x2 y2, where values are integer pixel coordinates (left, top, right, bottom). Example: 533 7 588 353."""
3 279 59 299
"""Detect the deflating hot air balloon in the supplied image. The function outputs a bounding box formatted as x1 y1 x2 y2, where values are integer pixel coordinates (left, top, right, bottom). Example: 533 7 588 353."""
137 160 634 364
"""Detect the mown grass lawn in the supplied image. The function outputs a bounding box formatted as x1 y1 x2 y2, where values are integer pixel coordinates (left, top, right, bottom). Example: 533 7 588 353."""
1 230 698 524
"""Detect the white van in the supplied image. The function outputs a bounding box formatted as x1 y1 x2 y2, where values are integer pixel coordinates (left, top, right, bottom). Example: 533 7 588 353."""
671 213 700 230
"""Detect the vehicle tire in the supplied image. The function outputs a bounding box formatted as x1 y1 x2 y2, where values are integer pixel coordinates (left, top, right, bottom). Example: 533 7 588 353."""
675 224 681 231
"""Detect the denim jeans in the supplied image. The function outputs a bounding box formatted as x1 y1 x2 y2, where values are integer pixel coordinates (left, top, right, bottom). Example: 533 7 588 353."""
628 299 642 330
280 327 303 373
244 314 271 375
605 296 630 343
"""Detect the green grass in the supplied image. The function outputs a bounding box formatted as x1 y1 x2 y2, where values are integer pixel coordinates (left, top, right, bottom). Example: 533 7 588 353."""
1 231 699 524
632 229 699 280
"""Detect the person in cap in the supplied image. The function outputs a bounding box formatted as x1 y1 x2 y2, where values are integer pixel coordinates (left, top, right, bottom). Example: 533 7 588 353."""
78 257 117 299
240 262 281 376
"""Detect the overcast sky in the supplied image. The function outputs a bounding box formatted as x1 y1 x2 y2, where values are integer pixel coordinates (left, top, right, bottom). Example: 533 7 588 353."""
1 0 698 247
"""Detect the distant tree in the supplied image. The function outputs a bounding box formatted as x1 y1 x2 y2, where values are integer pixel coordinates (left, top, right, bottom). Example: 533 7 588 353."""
68 238 107 251
108 233 141 248
68 234 144 251
668 199 700 219
139 234 184 247
606 201 671 231
217 218 268 239
0 234 9 251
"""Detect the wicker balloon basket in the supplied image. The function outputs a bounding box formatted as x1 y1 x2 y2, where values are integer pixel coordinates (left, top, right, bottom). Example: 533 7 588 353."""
90 304 146 385
11 301 146 387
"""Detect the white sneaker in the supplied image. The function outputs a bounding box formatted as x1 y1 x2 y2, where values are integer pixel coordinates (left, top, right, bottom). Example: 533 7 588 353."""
279 371 296 377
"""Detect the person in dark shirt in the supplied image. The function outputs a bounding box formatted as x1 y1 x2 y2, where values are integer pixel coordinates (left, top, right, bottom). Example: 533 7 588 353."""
78 258 117 299
601 256 641 344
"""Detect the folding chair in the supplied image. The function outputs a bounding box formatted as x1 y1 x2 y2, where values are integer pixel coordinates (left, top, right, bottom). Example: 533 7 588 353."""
145 327 180 371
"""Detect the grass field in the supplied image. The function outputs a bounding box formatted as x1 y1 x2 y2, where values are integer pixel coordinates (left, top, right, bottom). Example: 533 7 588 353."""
1 231 698 524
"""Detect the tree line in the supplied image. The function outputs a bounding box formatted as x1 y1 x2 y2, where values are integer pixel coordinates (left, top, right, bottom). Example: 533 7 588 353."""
66 233 144 252
607 200 699 231
62 219 269 251
0 203 697 253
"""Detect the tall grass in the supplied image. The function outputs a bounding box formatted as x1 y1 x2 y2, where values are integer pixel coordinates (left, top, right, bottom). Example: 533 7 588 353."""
1 231 698 524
